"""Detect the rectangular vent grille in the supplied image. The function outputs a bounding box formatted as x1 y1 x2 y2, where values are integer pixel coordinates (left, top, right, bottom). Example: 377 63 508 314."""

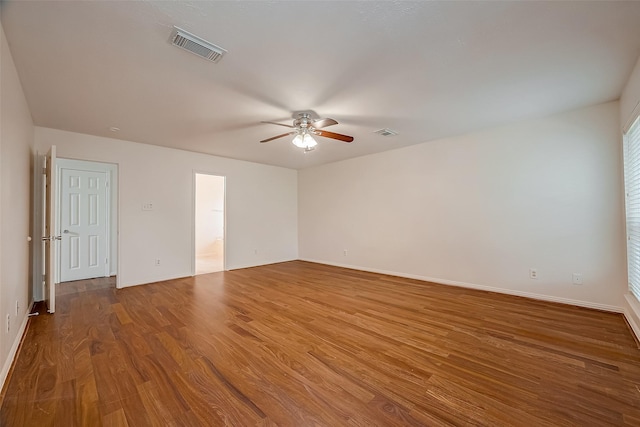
171 27 226 63
374 128 399 137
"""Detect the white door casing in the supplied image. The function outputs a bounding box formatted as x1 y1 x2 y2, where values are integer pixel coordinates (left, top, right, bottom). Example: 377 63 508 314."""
60 168 109 282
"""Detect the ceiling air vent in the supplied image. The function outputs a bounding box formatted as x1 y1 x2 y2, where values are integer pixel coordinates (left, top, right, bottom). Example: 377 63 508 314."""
171 27 227 63
374 128 399 137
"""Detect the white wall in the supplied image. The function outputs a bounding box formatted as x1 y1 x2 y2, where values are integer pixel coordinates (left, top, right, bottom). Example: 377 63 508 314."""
620 55 640 339
299 101 627 310
34 127 298 287
0 22 35 387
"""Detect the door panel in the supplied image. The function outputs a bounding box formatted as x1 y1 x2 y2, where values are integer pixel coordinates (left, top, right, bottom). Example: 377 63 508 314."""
60 168 108 282
70 193 79 225
69 236 80 268
44 146 58 313
88 235 99 267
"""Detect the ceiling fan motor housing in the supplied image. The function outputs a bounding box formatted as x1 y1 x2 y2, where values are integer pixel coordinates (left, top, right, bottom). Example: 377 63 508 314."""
294 113 312 129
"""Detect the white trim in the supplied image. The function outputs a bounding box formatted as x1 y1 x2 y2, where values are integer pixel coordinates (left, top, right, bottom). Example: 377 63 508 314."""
0 312 30 392
115 167 121 289
624 293 640 343
300 258 624 313
191 171 196 276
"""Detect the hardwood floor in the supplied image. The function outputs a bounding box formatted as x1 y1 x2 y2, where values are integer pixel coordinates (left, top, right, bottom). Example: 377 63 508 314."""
2 261 640 426
196 254 224 275
57 276 117 296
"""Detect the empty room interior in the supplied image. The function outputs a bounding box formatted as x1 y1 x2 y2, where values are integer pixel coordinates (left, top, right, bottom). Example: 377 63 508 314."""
2 1 640 425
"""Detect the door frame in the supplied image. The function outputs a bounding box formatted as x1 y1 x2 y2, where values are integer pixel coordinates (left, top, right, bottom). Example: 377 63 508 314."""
32 155 120 301
57 161 111 282
192 170 227 275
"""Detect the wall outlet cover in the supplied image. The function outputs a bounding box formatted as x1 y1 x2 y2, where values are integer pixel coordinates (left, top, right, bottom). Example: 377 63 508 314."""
572 273 583 285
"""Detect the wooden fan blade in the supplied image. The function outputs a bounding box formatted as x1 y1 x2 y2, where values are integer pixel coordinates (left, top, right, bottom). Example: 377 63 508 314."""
314 130 354 143
261 121 294 128
310 118 338 129
260 132 296 143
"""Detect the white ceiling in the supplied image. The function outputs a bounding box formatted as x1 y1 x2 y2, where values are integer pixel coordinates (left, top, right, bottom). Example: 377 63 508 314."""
2 1 640 169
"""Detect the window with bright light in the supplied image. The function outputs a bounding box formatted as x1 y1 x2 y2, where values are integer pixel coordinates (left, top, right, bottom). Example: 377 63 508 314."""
624 114 640 300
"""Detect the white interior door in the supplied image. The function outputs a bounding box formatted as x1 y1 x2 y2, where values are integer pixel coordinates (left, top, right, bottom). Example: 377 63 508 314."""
43 146 59 313
60 168 108 282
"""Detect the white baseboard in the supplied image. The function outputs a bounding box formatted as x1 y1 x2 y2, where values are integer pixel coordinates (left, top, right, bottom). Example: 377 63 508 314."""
300 258 623 313
0 311 30 393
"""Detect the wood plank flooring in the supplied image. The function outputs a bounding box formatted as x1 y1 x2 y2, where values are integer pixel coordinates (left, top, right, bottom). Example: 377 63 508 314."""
2 261 640 426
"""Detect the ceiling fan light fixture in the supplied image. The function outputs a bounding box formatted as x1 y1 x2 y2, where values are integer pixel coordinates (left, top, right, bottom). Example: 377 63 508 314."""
303 134 317 148
292 134 304 148
292 133 317 149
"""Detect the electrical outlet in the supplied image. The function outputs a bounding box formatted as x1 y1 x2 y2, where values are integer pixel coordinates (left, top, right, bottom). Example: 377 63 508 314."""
572 273 583 285
142 203 154 211
529 268 538 279
343 249 348 256
6 314 10 333
155 259 161 266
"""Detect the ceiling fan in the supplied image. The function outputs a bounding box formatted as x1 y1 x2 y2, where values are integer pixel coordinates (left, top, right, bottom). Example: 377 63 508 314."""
260 113 354 151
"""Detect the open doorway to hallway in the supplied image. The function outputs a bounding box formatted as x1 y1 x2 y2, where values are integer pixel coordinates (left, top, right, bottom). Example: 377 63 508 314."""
194 173 225 274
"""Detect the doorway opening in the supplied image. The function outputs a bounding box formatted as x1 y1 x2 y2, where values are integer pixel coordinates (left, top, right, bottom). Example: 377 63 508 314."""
33 151 119 314
194 173 225 274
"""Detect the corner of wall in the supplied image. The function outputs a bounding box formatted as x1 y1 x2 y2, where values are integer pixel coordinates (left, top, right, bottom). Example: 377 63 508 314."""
624 294 640 344
621 55 640 130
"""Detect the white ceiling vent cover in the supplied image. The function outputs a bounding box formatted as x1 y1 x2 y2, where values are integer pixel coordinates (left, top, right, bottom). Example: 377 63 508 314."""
374 128 399 137
171 27 227 63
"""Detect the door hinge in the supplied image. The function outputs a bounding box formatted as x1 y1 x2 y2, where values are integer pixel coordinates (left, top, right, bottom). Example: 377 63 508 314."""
105 258 108 265
42 167 47 175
